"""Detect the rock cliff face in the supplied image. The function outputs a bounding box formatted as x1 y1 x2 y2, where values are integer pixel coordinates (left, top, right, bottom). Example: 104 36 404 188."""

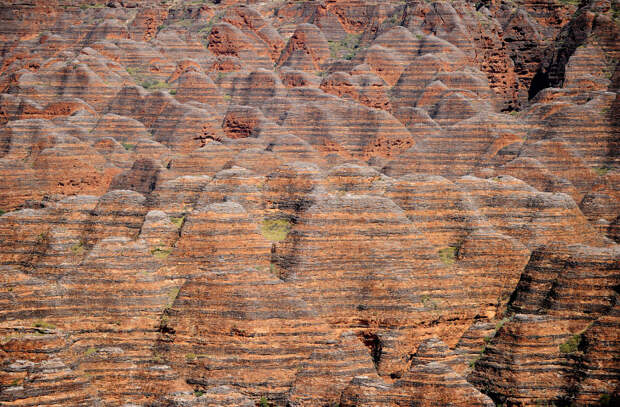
0 0 618 406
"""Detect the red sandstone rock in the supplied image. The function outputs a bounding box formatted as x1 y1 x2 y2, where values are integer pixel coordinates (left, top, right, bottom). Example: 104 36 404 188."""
0 1 618 406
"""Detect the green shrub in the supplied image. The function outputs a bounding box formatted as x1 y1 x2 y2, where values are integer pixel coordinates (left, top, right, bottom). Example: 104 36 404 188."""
178 19 193 28
71 240 86 255
33 320 56 330
593 166 610 176
261 218 291 242
84 347 97 356
495 317 509 331
259 396 270 407
140 79 169 90
421 294 438 310
389 10 404 26
438 246 458 265
80 3 105 10
167 287 180 308
267 263 287 280
121 142 136 151
559 334 581 354
328 33 364 60
151 247 172 259
170 216 184 228
36 232 48 243
0 209 5 216
216 71 230 82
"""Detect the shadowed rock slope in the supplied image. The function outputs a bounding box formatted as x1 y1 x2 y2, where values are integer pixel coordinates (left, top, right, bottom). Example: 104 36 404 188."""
0 0 618 406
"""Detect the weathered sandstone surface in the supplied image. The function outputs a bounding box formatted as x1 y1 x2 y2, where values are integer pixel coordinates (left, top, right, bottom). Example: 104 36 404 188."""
0 0 618 406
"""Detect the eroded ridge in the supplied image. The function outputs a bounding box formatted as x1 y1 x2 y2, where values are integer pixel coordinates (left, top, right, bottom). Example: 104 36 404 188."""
0 0 618 406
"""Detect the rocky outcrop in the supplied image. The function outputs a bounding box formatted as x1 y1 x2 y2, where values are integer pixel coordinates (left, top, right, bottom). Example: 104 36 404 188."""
0 1 617 406
469 243 620 405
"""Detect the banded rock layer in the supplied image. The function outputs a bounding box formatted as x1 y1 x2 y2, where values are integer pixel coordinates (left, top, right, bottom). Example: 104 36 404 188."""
0 0 618 406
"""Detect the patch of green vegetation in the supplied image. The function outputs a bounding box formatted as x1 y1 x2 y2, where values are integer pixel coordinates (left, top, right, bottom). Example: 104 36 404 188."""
121 142 136 151
167 287 180 309
169 89 177 95
170 216 184 228
151 247 172 260
557 0 580 6
1 333 25 345
186 353 196 361
421 294 439 310
198 11 224 47
126 67 170 91
153 352 164 364
36 231 48 244
592 166 610 176
140 79 170 90
194 390 204 397
84 347 97 356
328 33 364 60
33 320 56 330
259 396 271 407
438 246 458 265
159 314 170 332
495 317 509 331
80 3 105 10
71 240 86 255
178 19 193 28
266 263 287 280
223 94 232 101
261 218 292 242
469 344 487 368
559 334 581 354
389 9 404 26
199 19 215 36
0 209 5 216
317 70 328 78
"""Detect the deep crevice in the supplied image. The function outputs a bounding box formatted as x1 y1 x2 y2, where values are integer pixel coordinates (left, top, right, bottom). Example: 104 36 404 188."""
358 331 382 369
